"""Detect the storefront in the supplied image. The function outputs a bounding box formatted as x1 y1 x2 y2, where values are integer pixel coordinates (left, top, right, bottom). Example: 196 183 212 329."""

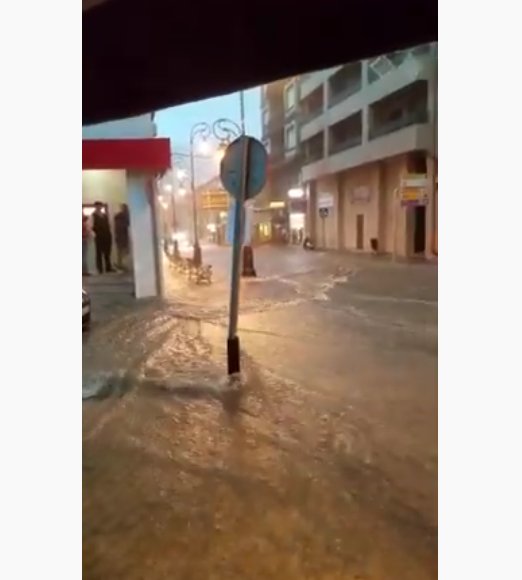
288 188 307 244
82 137 171 298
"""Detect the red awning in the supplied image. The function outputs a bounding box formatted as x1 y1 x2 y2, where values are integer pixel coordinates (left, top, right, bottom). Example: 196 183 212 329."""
82 138 171 171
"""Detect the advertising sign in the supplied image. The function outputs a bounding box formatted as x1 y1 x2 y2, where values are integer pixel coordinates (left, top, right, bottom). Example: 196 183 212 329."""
200 190 231 211
400 174 429 207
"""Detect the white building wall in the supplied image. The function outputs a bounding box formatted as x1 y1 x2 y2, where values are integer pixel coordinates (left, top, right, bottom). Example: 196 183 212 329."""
82 114 156 140
127 175 161 299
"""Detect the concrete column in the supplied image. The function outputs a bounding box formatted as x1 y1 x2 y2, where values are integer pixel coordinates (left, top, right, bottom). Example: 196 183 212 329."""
427 62 438 158
322 81 330 156
127 174 162 298
361 60 369 90
336 173 345 250
308 180 318 244
362 107 370 144
426 49 438 259
425 157 438 258
361 62 371 143
376 162 387 252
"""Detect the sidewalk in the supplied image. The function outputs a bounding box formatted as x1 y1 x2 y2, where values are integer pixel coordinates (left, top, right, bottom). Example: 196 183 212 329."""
83 272 139 325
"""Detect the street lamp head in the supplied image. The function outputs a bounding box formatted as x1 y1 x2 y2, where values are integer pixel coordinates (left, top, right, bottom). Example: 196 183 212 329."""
190 122 212 144
216 143 227 162
212 118 241 144
198 140 210 155
288 187 305 199
178 187 187 197
164 183 173 193
176 169 187 180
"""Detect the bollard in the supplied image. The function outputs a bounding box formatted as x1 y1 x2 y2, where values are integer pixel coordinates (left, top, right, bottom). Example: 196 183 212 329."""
227 336 241 375
193 243 202 268
173 239 181 260
241 245 257 278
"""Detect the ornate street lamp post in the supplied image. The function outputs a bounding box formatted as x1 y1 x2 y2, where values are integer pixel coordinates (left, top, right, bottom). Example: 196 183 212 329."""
212 118 241 144
189 122 212 266
166 154 190 259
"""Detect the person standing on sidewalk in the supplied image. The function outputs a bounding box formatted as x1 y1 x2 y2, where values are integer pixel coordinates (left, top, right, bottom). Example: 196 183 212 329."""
114 203 130 271
92 202 115 274
82 213 92 276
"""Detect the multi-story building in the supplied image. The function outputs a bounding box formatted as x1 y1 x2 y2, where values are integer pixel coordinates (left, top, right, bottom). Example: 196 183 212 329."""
300 43 438 258
259 77 304 243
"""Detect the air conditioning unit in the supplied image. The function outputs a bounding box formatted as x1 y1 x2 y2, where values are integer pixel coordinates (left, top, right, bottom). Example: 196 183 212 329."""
369 55 395 79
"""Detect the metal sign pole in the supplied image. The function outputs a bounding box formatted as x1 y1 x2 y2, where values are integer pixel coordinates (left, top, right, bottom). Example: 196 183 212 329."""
189 143 202 266
220 134 267 376
227 137 250 375
239 90 246 135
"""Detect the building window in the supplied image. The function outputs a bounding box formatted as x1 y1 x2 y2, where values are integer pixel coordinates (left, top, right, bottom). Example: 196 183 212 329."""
284 83 297 112
263 139 271 154
284 122 297 150
263 108 270 127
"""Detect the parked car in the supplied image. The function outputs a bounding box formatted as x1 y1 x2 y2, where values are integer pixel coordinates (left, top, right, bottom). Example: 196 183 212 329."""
82 289 91 330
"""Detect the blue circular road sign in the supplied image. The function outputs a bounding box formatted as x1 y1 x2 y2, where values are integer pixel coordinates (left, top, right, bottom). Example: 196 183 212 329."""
219 136 267 201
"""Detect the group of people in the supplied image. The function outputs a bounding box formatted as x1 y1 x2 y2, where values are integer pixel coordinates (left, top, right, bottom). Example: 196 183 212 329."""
82 201 130 276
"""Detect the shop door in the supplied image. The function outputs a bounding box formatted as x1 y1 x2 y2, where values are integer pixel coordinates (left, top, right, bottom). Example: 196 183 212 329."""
413 205 427 254
356 214 365 250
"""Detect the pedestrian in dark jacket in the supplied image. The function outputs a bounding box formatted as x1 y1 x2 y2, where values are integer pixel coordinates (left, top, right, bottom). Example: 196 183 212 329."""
92 201 114 274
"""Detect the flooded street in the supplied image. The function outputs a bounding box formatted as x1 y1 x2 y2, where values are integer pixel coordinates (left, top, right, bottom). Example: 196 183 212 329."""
83 248 437 580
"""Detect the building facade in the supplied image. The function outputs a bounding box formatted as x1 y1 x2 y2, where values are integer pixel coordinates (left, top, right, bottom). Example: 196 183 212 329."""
82 114 171 297
259 77 304 243
300 44 438 258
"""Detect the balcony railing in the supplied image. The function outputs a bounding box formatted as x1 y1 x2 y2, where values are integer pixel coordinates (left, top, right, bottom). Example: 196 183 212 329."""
328 81 362 108
269 143 303 167
328 134 363 156
300 107 324 126
369 109 429 140
303 147 324 165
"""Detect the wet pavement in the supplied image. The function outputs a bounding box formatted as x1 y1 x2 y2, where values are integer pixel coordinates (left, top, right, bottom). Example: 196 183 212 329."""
83 272 138 323
83 246 438 580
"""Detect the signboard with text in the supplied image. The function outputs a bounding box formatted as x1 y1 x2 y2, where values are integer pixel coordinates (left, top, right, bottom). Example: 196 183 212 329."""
200 190 231 211
400 174 429 208
318 193 334 209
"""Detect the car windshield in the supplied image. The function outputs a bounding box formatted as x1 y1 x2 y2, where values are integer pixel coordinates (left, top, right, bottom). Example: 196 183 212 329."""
83 41 438 580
